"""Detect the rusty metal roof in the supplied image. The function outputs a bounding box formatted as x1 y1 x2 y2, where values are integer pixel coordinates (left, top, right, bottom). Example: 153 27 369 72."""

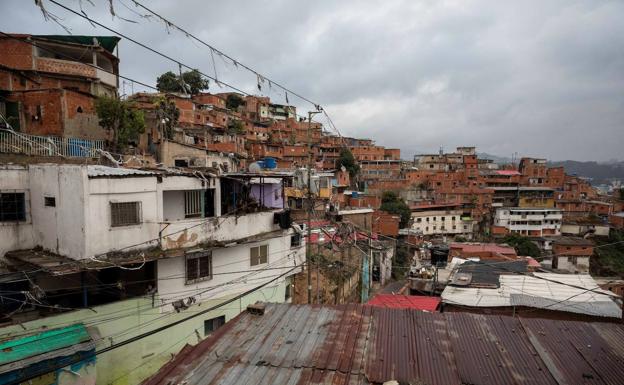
143 303 624 385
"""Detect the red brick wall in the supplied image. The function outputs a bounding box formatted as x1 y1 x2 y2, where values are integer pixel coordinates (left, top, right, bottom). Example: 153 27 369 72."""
0 37 34 70
372 210 400 236
552 244 594 257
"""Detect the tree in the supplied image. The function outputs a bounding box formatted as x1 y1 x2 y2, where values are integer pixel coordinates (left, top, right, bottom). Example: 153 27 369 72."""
336 148 359 178
225 94 245 110
156 70 209 95
620 187 624 201
380 191 411 228
227 119 245 135
95 96 145 151
500 234 541 259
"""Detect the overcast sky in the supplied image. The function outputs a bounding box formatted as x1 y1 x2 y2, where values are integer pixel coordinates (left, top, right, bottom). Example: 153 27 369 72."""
3 0 623 161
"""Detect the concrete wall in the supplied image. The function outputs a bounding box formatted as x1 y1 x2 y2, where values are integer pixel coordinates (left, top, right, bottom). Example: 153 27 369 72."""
29 165 88 259
0 165 34 257
250 182 283 209
157 231 304 304
85 176 160 258
411 210 473 236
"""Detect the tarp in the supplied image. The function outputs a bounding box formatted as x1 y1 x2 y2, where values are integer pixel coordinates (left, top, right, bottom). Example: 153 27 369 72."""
0 324 91 366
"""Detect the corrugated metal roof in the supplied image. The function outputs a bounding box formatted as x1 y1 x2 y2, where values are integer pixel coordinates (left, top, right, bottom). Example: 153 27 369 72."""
442 273 622 318
143 303 624 385
87 165 156 177
366 294 440 311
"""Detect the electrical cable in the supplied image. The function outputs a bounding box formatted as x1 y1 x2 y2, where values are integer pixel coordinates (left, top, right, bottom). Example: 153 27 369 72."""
5 264 300 385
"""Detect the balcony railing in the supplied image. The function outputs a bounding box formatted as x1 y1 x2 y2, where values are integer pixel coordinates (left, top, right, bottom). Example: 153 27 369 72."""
0 129 105 158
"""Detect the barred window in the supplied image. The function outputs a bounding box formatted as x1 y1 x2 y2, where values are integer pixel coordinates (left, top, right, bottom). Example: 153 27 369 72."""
186 251 212 283
184 190 202 218
110 202 141 227
250 245 268 266
0 193 26 222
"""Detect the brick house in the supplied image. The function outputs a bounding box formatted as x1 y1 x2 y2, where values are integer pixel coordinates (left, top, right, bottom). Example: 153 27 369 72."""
0 34 119 141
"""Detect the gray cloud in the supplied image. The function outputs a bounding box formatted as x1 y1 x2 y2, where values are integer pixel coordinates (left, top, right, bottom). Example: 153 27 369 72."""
3 0 623 161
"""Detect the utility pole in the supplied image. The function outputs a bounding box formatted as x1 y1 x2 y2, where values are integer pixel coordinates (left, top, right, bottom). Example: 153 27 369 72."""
307 109 321 304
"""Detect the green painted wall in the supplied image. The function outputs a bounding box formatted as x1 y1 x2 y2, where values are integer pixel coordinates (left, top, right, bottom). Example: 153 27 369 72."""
0 283 287 385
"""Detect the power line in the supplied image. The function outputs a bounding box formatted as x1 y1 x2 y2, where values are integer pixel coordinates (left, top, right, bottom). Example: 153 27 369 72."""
1 252 302 338
128 0 320 108
6 264 300 385
0 31 158 92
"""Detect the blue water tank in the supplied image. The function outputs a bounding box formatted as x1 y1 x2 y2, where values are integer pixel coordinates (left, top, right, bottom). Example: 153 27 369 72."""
263 157 277 169
256 160 265 169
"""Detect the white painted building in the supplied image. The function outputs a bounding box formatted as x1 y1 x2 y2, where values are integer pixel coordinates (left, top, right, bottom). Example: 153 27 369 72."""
494 207 563 236
410 209 474 238
0 163 304 383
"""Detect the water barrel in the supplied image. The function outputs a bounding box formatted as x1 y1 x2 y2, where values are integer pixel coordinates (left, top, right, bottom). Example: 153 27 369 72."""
263 157 277 169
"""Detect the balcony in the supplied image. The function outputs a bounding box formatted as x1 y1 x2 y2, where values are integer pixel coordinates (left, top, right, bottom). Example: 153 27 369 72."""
35 57 117 87
160 210 282 250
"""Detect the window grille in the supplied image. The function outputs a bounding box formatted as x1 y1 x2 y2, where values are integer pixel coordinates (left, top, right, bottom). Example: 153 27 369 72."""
186 251 212 283
185 190 202 218
0 193 26 222
111 202 141 227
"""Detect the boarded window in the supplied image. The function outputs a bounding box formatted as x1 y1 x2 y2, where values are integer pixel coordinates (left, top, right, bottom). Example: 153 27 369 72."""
111 202 141 227
186 251 212 283
204 315 225 335
184 190 202 218
250 245 268 266
0 193 26 221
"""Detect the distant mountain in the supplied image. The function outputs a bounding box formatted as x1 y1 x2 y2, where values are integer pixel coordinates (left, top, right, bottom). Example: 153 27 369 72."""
478 153 513 164
478 153 624 185
547 160 624 185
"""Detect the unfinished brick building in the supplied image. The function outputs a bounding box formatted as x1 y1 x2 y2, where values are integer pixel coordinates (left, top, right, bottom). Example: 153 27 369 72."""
0 34 119 141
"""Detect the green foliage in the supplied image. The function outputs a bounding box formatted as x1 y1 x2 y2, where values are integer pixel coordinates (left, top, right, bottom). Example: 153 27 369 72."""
380 191 411 228
227 119 245 135
500 233 541 258
336 148 359 178
591 229 624 277
225 94 245 110
392 243 410 279
95 96 145 150
156 70 209 95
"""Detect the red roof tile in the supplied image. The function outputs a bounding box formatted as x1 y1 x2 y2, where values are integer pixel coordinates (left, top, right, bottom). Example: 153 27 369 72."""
366 294 440 311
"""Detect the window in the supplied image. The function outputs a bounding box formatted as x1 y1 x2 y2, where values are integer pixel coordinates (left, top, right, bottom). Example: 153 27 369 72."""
416 218 422 223
174 159 189 167
186 251 212 283
110 201 141 227
184 190 202 218
250 244 268 266
204 315 225 335
44 196 56 207
0 193 26 222
291 233 302 248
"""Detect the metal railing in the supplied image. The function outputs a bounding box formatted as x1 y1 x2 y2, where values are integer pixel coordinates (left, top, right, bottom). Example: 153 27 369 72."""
0 129 105 158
